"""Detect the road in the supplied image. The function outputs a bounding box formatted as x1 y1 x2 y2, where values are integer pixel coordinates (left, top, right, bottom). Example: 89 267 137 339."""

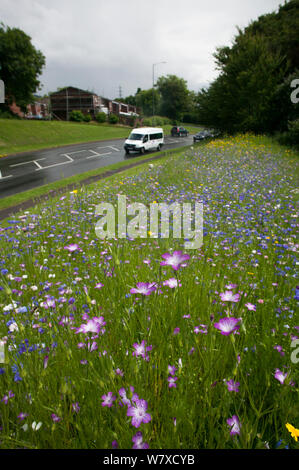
0 135 194 199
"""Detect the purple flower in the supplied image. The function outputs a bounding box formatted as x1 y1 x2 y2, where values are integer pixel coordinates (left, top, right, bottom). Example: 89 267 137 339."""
167 376 178 388
214 317 241 336
1 390 14 404
64 244 79 253
112 440 119 449
132 431 149 449
95 283 104 289
127 399 151 428
75 316 106 334
274 368 288 384
168 365 177 376
101 392 117 408
226 379 240 392
51 413 61 423
160 251 190 271
274 345 285 356
115 368 124 377
219 291 240 302
163 278 181 288
244 303 256 311
173 327 180 335
72 402 80 413
227 415 241 436
17 412 28 420
130 282 157 296
132 340 152 361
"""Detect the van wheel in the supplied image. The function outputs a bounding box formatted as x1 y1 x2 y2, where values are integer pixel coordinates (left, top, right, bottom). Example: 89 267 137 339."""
157 144 161 151
125 149 130 155
140 147 145 154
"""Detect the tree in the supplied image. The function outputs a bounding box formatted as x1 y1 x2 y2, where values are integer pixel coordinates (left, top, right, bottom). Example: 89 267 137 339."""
196 0 299 134
0 23 45 109
135 88 160 116
156 74 189 121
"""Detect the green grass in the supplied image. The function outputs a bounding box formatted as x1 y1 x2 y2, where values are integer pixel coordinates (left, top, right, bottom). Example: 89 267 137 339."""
0 119 132 156
0 134 298 449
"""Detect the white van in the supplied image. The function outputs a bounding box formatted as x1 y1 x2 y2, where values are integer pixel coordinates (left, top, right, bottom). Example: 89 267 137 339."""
124 127 164 154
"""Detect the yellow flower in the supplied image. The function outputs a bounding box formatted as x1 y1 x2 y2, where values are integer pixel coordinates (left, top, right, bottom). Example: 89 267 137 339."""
286 423 299 442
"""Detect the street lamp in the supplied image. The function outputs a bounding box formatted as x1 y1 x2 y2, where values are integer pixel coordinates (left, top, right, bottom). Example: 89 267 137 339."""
152 61 166 126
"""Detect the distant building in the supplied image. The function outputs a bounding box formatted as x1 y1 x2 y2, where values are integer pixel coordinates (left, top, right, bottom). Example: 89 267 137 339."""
26 96 50 119
49 86 139 123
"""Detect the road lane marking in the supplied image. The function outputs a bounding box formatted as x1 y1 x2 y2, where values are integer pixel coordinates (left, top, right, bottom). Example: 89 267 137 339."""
10 158 46 168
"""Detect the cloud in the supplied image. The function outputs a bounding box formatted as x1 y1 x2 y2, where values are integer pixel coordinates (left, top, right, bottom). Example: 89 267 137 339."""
0 0 283 98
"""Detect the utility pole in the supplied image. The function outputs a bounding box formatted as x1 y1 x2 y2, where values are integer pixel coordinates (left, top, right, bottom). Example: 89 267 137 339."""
119 85 122 100
66 87 69 121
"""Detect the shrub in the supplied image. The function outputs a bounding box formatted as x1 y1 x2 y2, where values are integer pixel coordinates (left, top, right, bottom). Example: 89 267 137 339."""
96 112 107 123
108 113 119 124
277 119 299 148
83 114 92 122
69 110 85 122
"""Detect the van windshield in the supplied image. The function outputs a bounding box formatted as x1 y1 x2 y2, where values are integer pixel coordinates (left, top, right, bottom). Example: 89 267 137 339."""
128 133 144 141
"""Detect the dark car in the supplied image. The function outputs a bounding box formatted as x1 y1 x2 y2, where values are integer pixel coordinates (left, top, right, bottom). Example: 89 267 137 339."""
171 126 189 137
193 130 210 142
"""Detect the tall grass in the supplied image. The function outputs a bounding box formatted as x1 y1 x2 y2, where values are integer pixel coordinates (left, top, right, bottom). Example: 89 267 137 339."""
0 134 298 449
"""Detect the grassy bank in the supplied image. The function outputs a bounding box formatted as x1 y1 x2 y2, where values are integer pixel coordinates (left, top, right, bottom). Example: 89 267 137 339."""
0 120 200 157
0 134 298 449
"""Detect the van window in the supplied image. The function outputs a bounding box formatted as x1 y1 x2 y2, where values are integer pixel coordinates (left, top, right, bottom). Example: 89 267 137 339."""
128 133 144 141
149 133 163 140
143 135 149 143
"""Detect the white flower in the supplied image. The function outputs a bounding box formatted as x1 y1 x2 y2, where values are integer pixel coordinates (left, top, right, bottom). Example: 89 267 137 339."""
9 322 19 333
32 421 42 431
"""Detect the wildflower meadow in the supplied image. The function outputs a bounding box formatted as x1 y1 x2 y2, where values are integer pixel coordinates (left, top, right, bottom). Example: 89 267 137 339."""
0 134 298 449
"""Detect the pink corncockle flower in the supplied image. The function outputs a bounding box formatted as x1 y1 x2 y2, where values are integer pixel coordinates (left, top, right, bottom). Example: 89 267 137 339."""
64 244 79 253
274 369 288 384
214 317 241 336
43 355 49 369
160 251 190 271
167 376 178 388
101 392 117 408
244 303 256 311
258 299 264 304
87 341 98 352
130 282 157 296
227 415 241 436
118 388 132 407
188 347 195 355
173 327 180 335
95 282 104 289
112 440 119 449
194 324 208 334
163 278 181 288
132 340 152 361
219 291 240 302
183 314 191 319
127 399 151 428
226 379 240 392
132 431 149 449
51 413 61 423
75 316 106 334
17 412 28 420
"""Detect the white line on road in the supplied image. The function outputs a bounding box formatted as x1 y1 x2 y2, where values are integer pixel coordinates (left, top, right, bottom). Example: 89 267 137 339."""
87 152 112 159
10 158 46 168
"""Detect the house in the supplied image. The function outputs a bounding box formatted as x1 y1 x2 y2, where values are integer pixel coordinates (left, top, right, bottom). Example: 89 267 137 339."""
26 96 50 119
49 86 140 123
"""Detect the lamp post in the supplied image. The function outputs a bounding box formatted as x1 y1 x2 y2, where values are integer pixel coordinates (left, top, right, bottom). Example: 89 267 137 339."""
152 61 166 126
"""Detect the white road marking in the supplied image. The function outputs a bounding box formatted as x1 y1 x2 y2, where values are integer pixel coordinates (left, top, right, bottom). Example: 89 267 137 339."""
10 158 46 168
87 152 112 159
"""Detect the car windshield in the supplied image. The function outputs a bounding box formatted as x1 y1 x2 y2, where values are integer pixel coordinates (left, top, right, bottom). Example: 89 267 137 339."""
128 133 144 141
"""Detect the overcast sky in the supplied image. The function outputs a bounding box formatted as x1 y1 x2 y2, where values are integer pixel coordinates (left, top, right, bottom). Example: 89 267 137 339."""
0 0 284 99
